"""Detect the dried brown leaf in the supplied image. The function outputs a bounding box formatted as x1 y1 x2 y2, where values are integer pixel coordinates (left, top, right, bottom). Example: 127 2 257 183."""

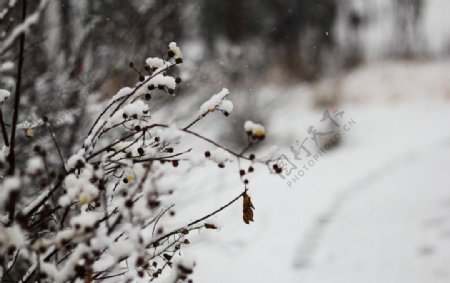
243 192 255 224
204 223 218 229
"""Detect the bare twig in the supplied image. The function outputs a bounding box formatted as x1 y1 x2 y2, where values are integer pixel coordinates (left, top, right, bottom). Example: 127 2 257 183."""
45 120 67 173
0 109 9 146
7 0 27 177
146 188 247 249
183 116 202 130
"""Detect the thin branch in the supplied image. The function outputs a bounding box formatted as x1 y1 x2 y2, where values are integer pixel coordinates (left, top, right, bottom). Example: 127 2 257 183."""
0 109 9 146
88 123 251 162
0 0 48 55
59 205 70 230
187 188 247 227
182 116 202 130
132 149 192 163
0 0 18 23
182 128 251 160
2 249 20 282
45 120 67 173
146 188 247 249
151 204 174 237
83 64 175 143
93 271 127 281
7 0 27 177
22 170 72 219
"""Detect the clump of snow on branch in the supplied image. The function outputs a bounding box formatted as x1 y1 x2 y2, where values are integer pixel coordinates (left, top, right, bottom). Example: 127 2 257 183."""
145 57 167 69
0 0 49 53
0 89 10 103
207 148 232 167
122 100 150 119
169 42 183 60
148 73 176 91
0 224 25 255
0 61 14 72
111 86 134 101
0 145 9 164
199 88 233 117
0 176 20 210
26 156 44 174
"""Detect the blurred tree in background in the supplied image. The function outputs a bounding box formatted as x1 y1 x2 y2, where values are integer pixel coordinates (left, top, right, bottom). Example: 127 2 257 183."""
200 0 337 80
0 0 433 161
393 0 424 58
1 0 184 163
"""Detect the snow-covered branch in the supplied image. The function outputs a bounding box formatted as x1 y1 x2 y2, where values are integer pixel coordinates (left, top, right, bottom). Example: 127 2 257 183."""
0 0 49 54
0 42 280 282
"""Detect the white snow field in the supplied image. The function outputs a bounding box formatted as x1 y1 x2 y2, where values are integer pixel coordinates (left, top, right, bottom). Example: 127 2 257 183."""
187 60 450 283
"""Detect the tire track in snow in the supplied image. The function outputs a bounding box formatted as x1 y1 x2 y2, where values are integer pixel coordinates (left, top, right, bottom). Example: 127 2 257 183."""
292 136 450 269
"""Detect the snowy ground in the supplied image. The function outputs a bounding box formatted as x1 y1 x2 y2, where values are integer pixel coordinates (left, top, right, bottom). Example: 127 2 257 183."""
184 60 450 282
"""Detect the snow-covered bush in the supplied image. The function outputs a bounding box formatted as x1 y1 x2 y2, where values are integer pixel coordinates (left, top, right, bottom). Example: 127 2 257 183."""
0 41 280 282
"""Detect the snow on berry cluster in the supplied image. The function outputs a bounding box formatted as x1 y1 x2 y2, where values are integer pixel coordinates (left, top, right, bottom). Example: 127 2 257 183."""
244 120 266 140
198 88 233 117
